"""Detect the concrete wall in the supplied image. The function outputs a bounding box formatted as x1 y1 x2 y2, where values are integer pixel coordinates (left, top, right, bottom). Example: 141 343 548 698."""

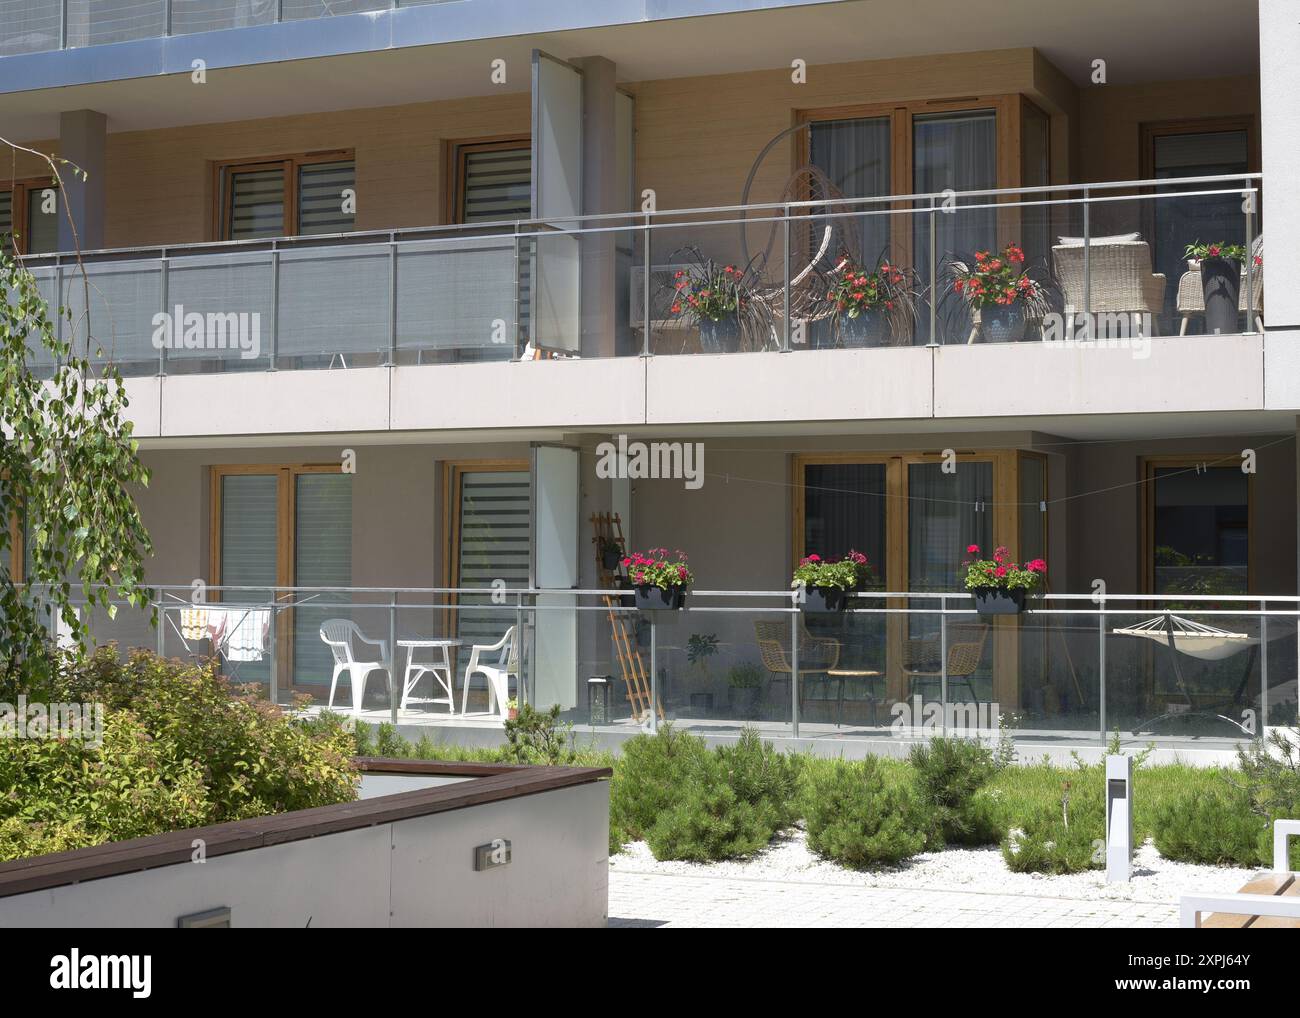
0 781 609 928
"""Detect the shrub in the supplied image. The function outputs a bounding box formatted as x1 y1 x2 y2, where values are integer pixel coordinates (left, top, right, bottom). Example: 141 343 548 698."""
1000 772 1104 874
1233 729 1300 869
716 727 802 829
609 724 711 849
503 702 578 765
0 648 360 862
646 754 775 861
909 736 997 846
1152 786 1265 866
804 758 927 868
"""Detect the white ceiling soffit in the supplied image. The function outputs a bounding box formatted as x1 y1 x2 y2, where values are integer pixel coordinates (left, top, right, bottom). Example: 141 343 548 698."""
0 0 1259 141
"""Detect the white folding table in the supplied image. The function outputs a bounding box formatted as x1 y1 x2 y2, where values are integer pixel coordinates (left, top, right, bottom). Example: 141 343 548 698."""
397 638 463 713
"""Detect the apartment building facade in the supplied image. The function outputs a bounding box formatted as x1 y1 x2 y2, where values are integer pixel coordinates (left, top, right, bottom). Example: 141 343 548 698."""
3 0 1297 751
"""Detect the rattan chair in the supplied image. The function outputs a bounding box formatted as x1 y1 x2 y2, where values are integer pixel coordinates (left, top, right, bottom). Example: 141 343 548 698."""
901 624 989 703
754 619 841 721
1051 240 1166 336
1176 234 1264 334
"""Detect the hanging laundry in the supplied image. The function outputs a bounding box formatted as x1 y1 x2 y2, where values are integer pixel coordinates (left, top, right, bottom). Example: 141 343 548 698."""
180 606 209 641
224 608 270 662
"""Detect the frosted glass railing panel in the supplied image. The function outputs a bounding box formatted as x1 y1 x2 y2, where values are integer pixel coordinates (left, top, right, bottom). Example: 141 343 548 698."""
395 237 516 364
164 251 274 372
171 0 276 35
61 260 162 374
0 0 61 55
277 243 390 367
65 0 167 48
281 0 387 19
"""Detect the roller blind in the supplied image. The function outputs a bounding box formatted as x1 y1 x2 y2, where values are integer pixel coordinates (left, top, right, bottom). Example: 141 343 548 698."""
293 473 353 686
460 146 531 224
227 168 286 240
298 160 356 235
456 470 530 678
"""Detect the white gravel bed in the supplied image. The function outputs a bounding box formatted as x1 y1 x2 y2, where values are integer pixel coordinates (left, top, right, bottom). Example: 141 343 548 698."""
610 830 1253 904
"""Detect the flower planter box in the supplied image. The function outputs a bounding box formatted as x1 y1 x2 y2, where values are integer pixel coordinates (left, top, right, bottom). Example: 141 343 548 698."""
699 314 741 353
839 309 889 347
971 588 1026 615
1200 256 1242 335
634 584 687 611
800 584 847 614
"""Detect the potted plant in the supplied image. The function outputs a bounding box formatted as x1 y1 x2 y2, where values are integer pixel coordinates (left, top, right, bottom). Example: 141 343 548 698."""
726 661 765 719
668 251 759 353
791 550 873 613
951 243 1047 342
828 255 916 347
505 696 519 721
961 544 1046 615
598 536 623 572
623 547 693 610
1184 241 1248 335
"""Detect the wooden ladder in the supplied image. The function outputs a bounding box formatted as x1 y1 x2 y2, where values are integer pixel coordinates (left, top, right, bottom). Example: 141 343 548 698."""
590 512 661 721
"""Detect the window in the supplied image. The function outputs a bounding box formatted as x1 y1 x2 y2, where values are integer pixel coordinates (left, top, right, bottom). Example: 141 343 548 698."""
1144 458 1250 595
0 179 59 254
450 138 531 225
210 464 351 696
216 152 355 240
443 461 530 697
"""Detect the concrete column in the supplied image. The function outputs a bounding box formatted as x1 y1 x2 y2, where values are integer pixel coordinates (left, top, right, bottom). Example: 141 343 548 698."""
57 110 107 251
577 57 619 359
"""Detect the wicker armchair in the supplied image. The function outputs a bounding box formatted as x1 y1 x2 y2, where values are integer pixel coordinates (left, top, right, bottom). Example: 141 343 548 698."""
1051 240 1166 336
754 620 841 720
1176 234 1264 334
901 624 988 702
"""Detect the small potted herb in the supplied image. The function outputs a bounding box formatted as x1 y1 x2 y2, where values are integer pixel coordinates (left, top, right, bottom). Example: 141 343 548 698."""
961 544 1046 615
623 547 693 610
668 251 759 353
505 696 519 721
791 550 874 613
1184 241 1248 335
828 256 916 347
951 243 1047 342
727 661 765 719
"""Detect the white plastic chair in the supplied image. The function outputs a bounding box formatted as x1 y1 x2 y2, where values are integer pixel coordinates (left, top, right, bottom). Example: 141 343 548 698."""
460 626 519 719
320 619 391 713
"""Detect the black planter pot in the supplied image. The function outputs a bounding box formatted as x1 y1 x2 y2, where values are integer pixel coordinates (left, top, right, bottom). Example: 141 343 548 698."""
698 314 741 353
601 546 623 571
839 309 889 348
979 304 1027 343
634 584 687 611
1200 256 1242 335
801 585 847 614
971 587 1025 615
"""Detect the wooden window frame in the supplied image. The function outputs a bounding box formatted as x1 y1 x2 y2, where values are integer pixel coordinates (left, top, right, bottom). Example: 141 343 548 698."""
439 458 531 590
208 463 347 692
792 448 1034 705
1139 454 1255 596
1138 116 1260 184
794 94 1027 268
445 135 530 226
1 177 57 255
212 150 355 241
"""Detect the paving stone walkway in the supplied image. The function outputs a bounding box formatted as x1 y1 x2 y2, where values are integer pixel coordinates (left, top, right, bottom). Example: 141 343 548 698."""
608 869 1179 928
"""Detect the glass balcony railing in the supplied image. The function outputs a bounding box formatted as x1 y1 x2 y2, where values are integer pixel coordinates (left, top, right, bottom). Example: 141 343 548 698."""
0 0 455 56
16 174 1263 377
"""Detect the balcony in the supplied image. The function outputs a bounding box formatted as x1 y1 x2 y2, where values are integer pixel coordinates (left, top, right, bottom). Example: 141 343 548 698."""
23 173 1264 380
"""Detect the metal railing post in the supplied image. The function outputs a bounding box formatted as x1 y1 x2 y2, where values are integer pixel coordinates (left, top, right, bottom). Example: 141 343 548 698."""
1098 596 1107 743
648 614 658 733
386 236 397 367
642 214 652 356
926 195 938 347
268 246 279 371
782 204 791 351
512 222 522 359
389 591 399 726
790 606 800 739
158 254 168 376
164 0 172 36
1244 184 1257 334
1260 600 1268 736
268 595 278 706
516 592 526 707
939 595 948 735
1082 186 1091 333
59 0 68 49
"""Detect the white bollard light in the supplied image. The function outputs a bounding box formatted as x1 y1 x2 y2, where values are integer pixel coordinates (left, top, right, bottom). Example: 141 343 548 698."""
1105 754 1133 883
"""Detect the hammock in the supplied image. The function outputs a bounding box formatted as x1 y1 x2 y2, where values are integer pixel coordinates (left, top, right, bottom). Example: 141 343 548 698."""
1112 614 1254 661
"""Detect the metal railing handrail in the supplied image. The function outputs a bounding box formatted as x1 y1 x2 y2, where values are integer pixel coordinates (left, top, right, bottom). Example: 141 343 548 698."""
16 173 1262 265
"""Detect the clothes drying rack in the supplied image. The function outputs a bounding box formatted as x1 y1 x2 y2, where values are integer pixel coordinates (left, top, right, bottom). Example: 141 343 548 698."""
156 592 325 685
